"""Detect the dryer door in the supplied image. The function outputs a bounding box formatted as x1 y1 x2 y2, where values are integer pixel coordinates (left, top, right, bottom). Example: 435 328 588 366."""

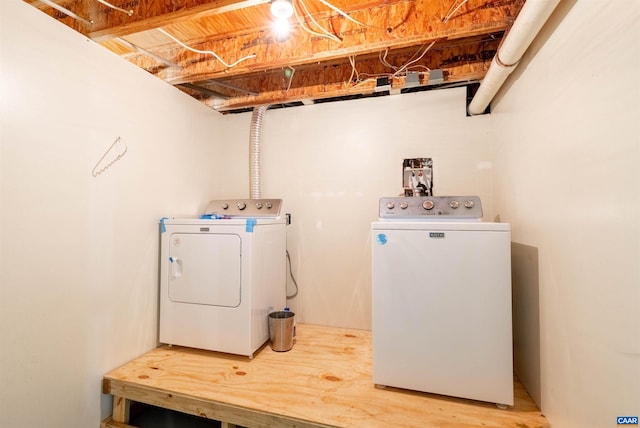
167 233 241 307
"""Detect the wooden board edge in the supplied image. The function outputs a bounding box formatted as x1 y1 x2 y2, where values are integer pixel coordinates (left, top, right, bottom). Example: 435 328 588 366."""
100 416 139 428
104 378 335 428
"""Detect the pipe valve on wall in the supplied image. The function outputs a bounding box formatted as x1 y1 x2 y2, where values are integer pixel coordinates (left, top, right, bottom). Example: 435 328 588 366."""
403 158 433 197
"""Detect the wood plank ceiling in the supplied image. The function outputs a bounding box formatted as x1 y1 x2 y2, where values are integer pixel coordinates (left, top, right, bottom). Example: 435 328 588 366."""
24 0 525 113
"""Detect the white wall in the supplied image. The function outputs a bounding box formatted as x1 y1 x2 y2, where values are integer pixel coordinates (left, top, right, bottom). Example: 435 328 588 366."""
221 89 495 329
10 0 637 427
491 1 640 427
0 1 224 427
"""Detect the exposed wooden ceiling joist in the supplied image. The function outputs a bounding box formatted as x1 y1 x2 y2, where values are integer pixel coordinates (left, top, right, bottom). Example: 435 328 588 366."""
24 0 525 113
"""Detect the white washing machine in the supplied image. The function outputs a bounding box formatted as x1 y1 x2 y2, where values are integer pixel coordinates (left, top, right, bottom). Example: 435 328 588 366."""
160 199 286 357
371 196 513 406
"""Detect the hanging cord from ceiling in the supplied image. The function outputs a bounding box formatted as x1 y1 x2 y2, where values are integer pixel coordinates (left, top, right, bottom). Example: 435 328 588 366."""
286 250 299 299
95 0 133 16
158 28 256 68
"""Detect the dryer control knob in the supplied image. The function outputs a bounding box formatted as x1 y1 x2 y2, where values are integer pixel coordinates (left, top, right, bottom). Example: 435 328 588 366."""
422 200 435 210
400 202 409 209
265 202 272 209
221 203 229 210
387 202 395 209
237 201 247 210
256 202 263 209
449 200 460 209
464 200 475 209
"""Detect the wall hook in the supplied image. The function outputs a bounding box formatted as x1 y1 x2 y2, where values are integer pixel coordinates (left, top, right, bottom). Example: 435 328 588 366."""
92 136 128 177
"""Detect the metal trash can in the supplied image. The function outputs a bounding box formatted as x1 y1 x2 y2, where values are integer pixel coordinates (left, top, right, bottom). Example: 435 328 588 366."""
268 311 295 352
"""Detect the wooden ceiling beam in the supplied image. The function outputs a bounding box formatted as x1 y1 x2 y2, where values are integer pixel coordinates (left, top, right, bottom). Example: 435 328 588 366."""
196 36 498 111
125 0 518 84
88 0 270 41
24 0 524 111
210 68 488 112
26 0 270 40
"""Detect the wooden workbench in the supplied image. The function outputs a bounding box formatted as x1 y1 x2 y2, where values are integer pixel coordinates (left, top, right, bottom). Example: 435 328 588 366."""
102 324 550 428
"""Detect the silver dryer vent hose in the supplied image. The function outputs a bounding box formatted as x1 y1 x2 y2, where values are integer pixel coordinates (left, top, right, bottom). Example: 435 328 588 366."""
249 105 268 199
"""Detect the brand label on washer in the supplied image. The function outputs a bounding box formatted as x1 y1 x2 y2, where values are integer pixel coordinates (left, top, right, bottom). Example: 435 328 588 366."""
429 232 445 238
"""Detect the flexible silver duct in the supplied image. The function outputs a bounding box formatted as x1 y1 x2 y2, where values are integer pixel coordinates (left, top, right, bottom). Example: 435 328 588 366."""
249 105 268 199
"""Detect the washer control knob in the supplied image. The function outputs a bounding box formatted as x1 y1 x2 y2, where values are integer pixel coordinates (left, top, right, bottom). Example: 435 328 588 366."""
265 202 272 209
449 200 460 209
221 203 229 210
256 202 263 209
400 201 409 209
387 202 395 209
422 200 435 210
237 201 247 210
464 200 475 209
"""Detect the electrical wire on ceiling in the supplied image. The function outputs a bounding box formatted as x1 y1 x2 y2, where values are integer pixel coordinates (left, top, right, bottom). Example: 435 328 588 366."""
300 0 342 42
96 0 133 16
293 0 341 43
391 40 436 78
442 0 469 23
349 55 390 88
377 41 436 78
347 39 437 89
379 49 396 71
290 0 387 44
285 66 296 91
158 28 256 68
38 0 93 25
315 0 371 29
348 55 359 83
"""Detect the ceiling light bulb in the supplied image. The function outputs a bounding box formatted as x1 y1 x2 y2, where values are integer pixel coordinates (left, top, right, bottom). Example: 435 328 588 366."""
273 17 291 42
270 0 293 19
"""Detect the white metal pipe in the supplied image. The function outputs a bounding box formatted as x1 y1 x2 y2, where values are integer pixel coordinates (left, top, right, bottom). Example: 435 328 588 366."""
249 105 268 199
467 0 562 115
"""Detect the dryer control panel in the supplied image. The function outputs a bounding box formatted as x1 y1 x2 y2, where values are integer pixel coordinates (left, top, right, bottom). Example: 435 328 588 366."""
379 196 482 220
204 199 282 217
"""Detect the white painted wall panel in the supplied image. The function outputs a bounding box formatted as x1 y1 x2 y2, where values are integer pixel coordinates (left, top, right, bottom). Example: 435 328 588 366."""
221 89 495 329
491 1 640 427
0 1 223 426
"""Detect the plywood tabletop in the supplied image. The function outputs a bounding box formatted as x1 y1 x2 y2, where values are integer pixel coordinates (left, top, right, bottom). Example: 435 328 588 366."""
103 324 550 428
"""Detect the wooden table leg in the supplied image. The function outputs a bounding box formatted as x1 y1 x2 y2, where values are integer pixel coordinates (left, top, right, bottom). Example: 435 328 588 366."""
112 395 130 423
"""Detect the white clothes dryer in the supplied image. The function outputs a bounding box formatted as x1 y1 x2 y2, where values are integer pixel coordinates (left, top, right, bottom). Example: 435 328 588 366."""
159 199 286 357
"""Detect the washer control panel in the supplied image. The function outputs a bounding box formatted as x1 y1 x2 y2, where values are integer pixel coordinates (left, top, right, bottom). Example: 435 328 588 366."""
204 199 282 217
379 196 482 220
